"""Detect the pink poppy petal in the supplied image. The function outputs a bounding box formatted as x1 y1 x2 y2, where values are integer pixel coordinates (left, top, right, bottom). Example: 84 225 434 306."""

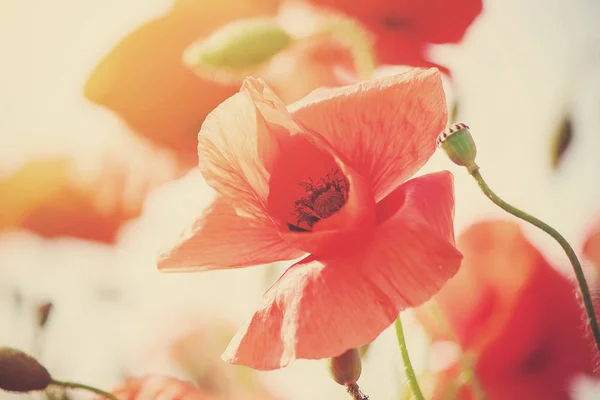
223 172 461 369
222 256 399 369
290 68 448 201
198 77 302 220
369 171 462 306
158 197 305 272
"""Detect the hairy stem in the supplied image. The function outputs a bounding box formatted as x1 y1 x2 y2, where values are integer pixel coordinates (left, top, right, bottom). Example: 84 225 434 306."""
470 165 600 353
395 315 425 400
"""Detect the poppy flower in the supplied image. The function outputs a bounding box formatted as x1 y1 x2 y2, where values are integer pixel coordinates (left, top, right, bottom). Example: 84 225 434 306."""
251 34 358 104
304 0 482 68
159 68 462 369
423 221 596 399
0 135 181 243
108 375 214 400
0 158 125 243
84 0 281 166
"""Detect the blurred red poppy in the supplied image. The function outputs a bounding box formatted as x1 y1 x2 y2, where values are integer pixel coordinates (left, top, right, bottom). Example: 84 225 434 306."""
0 158 122 243
85 0 281 167
304 0 482 69
108 375 214 400
0 135 181 243
423 221 596 399
261 34 358 104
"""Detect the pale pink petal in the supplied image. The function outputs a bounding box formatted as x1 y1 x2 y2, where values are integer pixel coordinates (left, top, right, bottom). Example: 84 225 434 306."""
290 68 448 201
223 172 461 369
198 77 303 220
158 197 305 272
222 256 399 369
369 171 462 305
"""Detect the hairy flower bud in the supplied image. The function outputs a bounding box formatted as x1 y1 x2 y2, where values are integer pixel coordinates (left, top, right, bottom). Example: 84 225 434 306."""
437 122 477 170
328 348 362 386
0 347 52 392
184 18 291 73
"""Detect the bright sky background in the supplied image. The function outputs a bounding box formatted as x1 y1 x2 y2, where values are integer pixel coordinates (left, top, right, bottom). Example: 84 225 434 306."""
1 0 600 399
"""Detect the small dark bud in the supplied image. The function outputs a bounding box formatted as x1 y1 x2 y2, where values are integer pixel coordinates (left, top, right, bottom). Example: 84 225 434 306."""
0 347 52 392
550 116 573 169
329 348 362 386
36 301 54 329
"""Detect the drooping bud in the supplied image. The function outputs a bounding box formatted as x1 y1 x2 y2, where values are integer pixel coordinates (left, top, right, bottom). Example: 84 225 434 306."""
0 347 52 392
550 115 573 169
328 348 362 386
437 123 477 171
183 18 292 75
36 301 54 329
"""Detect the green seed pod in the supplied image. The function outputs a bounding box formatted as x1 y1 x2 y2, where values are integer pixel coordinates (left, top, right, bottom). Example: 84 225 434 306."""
0 347 52 392
437 122 477 169
329 348 362 386
184 18 292 71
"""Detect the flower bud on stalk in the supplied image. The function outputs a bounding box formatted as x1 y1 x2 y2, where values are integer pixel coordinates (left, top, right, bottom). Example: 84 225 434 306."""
0 347 118 400
437 123 477 172
329 348 362 385
0 347 52 392
436 121 600 356
329 348 369 399
184 17 292 80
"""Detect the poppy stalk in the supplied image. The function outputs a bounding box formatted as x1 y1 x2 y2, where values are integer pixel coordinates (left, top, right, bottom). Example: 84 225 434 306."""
437 122 600 354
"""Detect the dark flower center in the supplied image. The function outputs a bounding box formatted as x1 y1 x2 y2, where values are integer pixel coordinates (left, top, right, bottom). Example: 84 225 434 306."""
288 168 350 232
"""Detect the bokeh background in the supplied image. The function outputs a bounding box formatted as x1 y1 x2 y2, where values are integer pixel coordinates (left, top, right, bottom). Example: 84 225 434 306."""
2 0 600 399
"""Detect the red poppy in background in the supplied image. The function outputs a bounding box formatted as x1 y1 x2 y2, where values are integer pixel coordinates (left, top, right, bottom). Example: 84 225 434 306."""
262 34 358 104
304 0 482 69
159 68 462 369
108 375 214 400
0 158 125 243
0 136 181 243
85 0 360 168
424 221 595 400
85 0 281 167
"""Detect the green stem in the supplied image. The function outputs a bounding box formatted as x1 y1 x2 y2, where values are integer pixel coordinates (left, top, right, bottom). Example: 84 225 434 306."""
394 315 425 400
469 164 600 353
52 379 119 400
428 302 486 399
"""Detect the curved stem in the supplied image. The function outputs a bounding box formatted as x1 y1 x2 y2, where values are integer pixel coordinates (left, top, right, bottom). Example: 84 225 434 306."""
469 165 600 353
394 315 425 400
52 379 119 400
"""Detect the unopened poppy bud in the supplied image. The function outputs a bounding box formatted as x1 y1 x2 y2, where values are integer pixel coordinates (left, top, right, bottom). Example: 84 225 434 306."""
184 18 292 72
36 301 54 329
0 347 52 392
437 123 477 170
329 348 362 386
